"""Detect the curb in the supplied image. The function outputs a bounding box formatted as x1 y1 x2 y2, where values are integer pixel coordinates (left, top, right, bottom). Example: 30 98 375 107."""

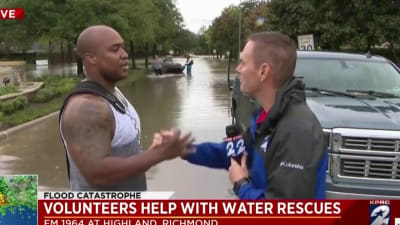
0 82 44 101
0 111 59 143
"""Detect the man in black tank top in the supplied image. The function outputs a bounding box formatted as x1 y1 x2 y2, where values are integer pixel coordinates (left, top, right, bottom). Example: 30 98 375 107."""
59 25 194 191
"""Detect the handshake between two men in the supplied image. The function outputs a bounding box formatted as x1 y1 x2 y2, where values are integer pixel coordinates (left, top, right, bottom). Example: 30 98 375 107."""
149 127 249 196
148 128 195 160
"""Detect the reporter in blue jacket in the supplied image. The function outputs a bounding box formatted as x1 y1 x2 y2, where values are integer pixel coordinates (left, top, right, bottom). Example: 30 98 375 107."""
184 32 328 199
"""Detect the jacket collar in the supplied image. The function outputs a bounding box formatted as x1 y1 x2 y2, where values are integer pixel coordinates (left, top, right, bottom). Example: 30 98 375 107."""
256 77 306 134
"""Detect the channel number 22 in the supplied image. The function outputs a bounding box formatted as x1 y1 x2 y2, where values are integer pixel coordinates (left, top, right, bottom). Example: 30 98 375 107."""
226 139 245 157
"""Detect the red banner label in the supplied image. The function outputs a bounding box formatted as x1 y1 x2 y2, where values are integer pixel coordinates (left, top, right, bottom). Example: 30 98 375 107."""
36 199 400 225
0 8 24 20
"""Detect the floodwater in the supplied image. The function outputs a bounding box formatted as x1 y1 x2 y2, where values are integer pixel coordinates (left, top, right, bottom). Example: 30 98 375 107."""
28 59 78 78
0 56 238 198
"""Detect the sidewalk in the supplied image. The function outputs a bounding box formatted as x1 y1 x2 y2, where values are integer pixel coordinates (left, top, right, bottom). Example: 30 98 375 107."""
0 111 59 143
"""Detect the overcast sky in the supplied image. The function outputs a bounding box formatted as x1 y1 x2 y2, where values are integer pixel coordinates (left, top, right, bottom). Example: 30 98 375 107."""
175 0 241 33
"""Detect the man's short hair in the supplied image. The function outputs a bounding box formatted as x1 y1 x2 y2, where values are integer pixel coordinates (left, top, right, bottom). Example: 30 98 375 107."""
247 32 297 87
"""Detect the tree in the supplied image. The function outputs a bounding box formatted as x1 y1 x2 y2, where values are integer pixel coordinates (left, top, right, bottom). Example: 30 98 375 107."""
172 29 198 55
269 0 318 46
204 2 275 59
196 26 210 55
0 0 189 71
366 0 400 63
0 0 58 55
242 2 272 41
208 5 240 58
116 0 158 68
152 0 184 53
269 0 400 55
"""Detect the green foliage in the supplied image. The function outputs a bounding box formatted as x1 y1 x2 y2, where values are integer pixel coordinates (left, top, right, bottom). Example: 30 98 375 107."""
32 75 80 103
0 86 18 96
0 96 28 114
0 94 66 125
201 0 399 63
242 2 272 39
209 6 240 57
152 0 184 50
195 26 210 54
172 29 199 54
0 176 37 216
269 0 400 54
0 0 58 51
269 0 317 42
0 0 190 58
33 86 62 102
203 1 271 58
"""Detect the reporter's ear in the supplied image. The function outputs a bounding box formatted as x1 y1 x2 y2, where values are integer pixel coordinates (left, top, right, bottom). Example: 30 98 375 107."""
259 62 271 82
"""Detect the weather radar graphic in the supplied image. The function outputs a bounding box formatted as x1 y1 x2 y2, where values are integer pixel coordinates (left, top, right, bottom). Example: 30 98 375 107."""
0 175 37 225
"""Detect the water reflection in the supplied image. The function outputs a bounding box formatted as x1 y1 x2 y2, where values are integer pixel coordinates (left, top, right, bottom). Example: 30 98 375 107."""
27 60 77 78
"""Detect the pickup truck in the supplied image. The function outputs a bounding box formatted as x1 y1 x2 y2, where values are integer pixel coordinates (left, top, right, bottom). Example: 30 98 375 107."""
231 51 400 198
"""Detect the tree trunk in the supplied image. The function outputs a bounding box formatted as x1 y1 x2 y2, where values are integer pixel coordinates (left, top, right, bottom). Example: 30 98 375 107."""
60 40 64 66
152 44 156 59
145 42 149 69
130 40 136 69
366 39 371 52
389 42 400 65
48 40 52 65
67 42 72 64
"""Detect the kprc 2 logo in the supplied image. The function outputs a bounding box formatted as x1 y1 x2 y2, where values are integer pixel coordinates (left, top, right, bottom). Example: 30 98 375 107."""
369 200 390 225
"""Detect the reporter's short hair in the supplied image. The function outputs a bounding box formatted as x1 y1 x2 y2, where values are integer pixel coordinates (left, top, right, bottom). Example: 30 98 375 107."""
247 32 297 87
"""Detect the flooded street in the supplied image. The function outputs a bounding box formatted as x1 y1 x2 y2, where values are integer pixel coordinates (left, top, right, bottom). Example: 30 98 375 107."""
0 56 237 198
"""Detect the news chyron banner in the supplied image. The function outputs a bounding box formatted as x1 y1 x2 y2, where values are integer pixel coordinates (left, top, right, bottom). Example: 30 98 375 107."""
36 192 400 225
0 175 38 225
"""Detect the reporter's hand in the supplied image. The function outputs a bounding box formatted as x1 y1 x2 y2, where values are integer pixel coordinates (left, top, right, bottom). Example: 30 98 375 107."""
180 136 196 158
229 152 249 183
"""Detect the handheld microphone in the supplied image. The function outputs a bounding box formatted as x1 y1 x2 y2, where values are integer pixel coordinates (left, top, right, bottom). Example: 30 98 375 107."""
224 124 245 164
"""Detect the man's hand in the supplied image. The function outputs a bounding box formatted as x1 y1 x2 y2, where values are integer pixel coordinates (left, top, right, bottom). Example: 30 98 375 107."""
150 128 195 160
149 132 163 149
229 152 249 183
